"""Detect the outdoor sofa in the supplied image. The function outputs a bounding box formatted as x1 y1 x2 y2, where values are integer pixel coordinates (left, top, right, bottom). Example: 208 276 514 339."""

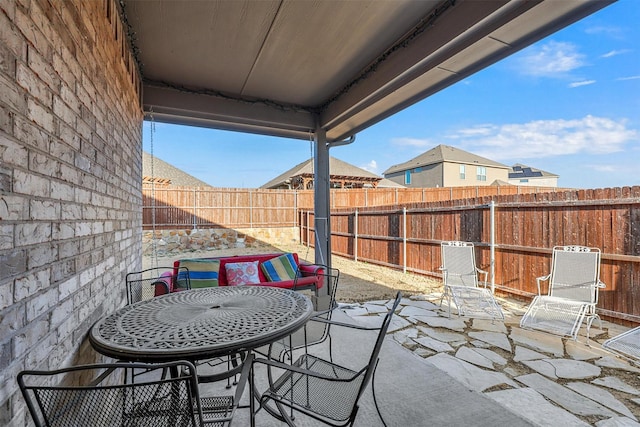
154 252 325 295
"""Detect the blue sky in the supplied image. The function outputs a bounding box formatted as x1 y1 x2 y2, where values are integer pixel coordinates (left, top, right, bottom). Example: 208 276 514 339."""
144 1 639 190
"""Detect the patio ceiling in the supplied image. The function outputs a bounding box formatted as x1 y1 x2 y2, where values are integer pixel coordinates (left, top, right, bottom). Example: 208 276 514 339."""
122 0 613 142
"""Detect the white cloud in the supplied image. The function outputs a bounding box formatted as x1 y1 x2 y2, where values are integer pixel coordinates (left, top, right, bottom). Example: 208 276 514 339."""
391 137 433 148
514 41 586 77
601 49 631 58
361 160 378 173
448 115 637 161
617 75 640 81
568 80 596 88
585 25 624 39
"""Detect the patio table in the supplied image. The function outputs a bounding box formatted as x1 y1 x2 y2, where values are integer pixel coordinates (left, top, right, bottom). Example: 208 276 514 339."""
89 286 314 362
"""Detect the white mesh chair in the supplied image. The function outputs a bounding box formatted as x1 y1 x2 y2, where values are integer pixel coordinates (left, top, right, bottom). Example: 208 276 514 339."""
603 326 640 364
520 245 605 343
439 241 503 320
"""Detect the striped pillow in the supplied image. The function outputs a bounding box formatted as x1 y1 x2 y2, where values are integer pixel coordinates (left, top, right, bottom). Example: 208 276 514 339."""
177 259 220 288
261 253 298 282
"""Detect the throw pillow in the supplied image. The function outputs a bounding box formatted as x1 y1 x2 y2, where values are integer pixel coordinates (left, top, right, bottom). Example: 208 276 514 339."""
261 253 298 282
177 259 221 288
225 261 260 286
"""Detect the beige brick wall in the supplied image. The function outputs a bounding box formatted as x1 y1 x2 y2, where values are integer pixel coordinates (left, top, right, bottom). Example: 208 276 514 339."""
0 1 143 425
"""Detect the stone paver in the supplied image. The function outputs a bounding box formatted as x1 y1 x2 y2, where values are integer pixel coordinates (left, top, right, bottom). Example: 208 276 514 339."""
522 359 602 380
514 345 547 362
596 356 640 374
403 299 440 310
486 388 590 427
425 353 517 392
468 330 512 352
472 318 508 333
416 316 467 330
413 336 454 353
455 346 495 369
510 328 564 357
566 339 611 360
399 305 437 318
592 377 640 396
595 417 640 426
418 326 467 343
516 373 616 417
567 382 637 420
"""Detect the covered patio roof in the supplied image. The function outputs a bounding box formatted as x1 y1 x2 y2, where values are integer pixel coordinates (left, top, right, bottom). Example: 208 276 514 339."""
123 0 613 142
121 0 614 294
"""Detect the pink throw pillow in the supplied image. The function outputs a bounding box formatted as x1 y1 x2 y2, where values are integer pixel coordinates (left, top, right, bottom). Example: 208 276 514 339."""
225 261 260 286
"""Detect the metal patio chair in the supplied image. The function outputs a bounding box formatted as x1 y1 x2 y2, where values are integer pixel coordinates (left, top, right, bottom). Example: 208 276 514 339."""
603 326 640 364
125 266 190 304
439 241 504 320
251 291 402 427
520 245 605 343
18 357 253 427
264 266 340 363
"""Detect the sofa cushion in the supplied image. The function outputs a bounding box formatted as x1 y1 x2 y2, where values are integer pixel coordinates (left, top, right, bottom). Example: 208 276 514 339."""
261 253 298 282
226 261 260 286
178 259 220 288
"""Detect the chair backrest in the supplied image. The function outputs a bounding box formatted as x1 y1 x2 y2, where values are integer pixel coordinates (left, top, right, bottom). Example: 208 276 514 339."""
356 291 402 403
548 245 601 303
18 361 203 427
289 266 340 352
126 266 189 304
441 241 479 288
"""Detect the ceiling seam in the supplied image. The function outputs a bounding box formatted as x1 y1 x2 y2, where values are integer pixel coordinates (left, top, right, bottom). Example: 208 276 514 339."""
239 0 284 98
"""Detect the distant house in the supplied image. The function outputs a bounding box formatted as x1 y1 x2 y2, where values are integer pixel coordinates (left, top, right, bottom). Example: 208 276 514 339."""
383 144 510 188
142 152 212 187
508 163 558 187
261 157 402 190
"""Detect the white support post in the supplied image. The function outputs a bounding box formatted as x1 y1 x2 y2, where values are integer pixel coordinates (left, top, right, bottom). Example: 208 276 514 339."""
314 126 331 300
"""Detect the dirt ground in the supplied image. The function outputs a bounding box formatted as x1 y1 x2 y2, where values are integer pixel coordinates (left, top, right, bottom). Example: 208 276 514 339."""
142 242 443 303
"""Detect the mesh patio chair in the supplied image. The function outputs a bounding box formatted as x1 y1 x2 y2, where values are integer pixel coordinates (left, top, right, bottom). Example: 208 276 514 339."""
250 291 402 427
18 356 253 427
603 326 640 364
126 266 190 305
439 241 504 320
264 266 340 363
520 245 605 343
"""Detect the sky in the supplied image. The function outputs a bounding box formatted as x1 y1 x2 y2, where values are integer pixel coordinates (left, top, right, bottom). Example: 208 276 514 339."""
143 1 639 190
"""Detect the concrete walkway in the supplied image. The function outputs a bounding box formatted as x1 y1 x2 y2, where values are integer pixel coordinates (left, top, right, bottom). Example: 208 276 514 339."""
224 293 639 426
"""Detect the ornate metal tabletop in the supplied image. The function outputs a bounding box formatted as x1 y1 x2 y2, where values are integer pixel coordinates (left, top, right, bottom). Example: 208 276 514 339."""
89 286 313 361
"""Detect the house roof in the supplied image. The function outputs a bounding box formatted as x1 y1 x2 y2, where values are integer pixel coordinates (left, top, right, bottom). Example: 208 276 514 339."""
383 144 509 175
261 157 381 189
509 163 559 179
142 152 212 187
122 1 612 142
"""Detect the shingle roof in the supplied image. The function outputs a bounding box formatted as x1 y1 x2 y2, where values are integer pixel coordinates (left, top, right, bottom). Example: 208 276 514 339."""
509 163 558 179
261 157 382 189
383 144 509 175
142 152 213 187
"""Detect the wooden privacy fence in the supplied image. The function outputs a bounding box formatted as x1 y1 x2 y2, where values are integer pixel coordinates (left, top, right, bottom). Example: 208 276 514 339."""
300 187 640 324
143 187 299 229
143 185 558 229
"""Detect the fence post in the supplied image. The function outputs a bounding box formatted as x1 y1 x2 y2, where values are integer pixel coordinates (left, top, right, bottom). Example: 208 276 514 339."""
306 210 310 247
403 207 407 273
354 208 358 262
249 190 253 228
490 200 495 294
192 188 197 230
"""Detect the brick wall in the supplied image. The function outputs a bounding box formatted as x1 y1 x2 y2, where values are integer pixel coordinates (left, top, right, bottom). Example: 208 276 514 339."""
0 1 142 425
